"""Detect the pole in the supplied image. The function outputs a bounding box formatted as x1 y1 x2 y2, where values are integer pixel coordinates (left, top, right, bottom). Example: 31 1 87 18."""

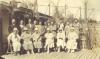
48 3 50 16
80 7 82 20
84 0 88 22
65 4 67 16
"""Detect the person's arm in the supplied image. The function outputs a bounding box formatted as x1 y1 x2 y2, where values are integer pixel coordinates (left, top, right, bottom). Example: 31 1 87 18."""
63 33 66 41
37 34 42 41
30 33 35 42
7 34 12 45
56 33 59 39
17 34 21 42
7 33 12 52
20 33 24 39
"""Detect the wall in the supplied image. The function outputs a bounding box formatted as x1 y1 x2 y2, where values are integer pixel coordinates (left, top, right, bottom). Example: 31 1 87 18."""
0 7 10 54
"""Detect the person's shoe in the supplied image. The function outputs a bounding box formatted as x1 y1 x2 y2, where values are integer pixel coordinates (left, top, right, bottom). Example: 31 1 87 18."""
47 51 50 53
14 52 18 56
38 49 40 53
71 50 75 53
27 51 30 54
67 49 70 53
58 49 60 52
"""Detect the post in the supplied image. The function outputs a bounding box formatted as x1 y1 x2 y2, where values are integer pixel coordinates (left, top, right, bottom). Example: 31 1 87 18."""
48 3 50 16
65 4 67 16
82 0 89 49
79 7 82 20
84 0 88 21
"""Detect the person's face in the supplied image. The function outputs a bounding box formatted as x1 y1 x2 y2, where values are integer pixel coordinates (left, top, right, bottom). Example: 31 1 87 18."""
44 22 47 25
48 22 50 26
34 21 37 24
20 20 24 24
39 22 42 25
51 22 53 25
75 20 78 23
66 22 69 25
12 19 16 24
29 19 31 23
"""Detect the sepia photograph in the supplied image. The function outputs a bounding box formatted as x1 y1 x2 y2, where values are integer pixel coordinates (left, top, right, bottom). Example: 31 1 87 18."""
0 0 100 59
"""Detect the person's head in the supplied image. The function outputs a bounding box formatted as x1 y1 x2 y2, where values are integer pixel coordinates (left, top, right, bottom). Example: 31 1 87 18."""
74 19 78 23
28 19 32 23
13 28 18 34
47 22 51 26
66 22 69 25
20 20 24 24
44 22 47 25
59 20 63 23
51 21 54 25
12 19 16 24
39 21 42 25
34 20 37 25
34 28 38 33
47 28 51 33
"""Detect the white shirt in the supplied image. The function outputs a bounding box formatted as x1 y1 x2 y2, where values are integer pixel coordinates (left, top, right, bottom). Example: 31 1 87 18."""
57 31 66 40
68 31 78 40
45 32 54 39
8 33 20 43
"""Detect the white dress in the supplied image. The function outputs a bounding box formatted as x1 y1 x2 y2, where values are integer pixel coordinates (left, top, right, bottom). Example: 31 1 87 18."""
59 23 64 30
67 31 78 49
57 31 66 47
8 33 21 52
32 32 42 48
45 33 54 48
21 32 33 50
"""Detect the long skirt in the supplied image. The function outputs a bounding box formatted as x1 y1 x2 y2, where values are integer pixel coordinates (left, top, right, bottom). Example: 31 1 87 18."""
34 40 42 48
66 40 77 49
23 41 33 50
57 39 66 48
12 42 21 52
46 39 54 48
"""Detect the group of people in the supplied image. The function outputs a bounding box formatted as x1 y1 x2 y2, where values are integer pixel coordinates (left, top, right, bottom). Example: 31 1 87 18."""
7 18 85 55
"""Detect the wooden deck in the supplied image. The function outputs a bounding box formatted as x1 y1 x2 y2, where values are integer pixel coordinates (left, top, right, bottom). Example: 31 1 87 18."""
2 48 100 59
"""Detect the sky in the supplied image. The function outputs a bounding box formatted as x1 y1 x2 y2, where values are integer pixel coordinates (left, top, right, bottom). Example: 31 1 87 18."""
0 0 100 21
